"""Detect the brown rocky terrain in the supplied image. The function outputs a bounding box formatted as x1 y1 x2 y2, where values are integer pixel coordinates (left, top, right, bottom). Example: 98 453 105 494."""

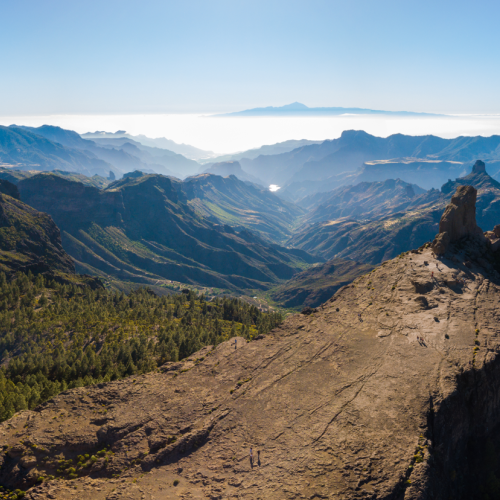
2 185 500 499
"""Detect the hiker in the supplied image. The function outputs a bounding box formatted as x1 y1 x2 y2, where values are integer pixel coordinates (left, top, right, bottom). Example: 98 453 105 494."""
250 448 253 462
431 271 434 278
234 338 237 350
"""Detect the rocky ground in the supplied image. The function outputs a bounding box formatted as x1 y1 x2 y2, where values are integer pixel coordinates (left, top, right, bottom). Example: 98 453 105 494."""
2 185 500 499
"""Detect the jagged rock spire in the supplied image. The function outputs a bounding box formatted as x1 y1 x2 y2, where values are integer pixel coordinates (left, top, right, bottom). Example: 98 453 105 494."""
431 185 485 255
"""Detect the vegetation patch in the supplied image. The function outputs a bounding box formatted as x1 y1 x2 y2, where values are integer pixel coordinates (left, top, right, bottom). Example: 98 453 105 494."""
0 271 283 422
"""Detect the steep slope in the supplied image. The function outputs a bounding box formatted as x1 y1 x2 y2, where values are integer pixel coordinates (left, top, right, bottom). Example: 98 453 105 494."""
0 168 110 188
17 174 315 291
269 257 374 308
90 138 198 178
0 126 113 177
0 180 75 276
290 161 500 264
3 186 500 499
182 174 302 243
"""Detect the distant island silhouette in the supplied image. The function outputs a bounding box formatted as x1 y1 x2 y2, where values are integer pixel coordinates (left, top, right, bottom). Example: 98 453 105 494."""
213 102 444 117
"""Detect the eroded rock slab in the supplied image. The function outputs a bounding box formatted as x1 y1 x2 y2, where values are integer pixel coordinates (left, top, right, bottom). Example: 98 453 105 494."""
1 244 500 499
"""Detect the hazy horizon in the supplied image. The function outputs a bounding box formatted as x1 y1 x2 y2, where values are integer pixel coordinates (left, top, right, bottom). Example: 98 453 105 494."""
2 112 500 155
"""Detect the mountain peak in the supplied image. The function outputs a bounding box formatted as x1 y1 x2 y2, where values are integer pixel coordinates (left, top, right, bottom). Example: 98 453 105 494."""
280 102 309 110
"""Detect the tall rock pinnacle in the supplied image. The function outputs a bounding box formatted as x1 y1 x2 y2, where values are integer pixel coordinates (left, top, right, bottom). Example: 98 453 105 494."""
431 184 486 255
472 159 486 174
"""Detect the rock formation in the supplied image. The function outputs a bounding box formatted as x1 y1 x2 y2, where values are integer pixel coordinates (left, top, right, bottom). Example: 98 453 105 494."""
431 184 486 255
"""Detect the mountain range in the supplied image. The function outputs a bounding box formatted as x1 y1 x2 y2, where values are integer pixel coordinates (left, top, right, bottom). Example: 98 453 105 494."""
236 130 500 199
5 119 500 499
198 139 322 165
16 173 317 292
214 101 443 117
1 126 205 180
289 160 500 264
81 130 216 161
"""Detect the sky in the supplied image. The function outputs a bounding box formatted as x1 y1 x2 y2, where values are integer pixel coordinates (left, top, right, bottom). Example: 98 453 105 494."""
1 0 500 116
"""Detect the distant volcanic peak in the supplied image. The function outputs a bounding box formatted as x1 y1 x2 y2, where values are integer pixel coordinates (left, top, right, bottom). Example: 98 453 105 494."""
472 159 486 174
431 184 486 255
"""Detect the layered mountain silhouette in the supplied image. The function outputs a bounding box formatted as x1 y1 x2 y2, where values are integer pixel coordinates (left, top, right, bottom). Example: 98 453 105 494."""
237 130 500 199
200 139 322 165
82 130 216 161
17 173 316 291
0 126 113 178
200 161 263 185
299 178 428 224
16 126 201 179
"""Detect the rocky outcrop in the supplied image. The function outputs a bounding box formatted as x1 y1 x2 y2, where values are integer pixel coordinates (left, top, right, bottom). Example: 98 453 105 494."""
431 185 486 255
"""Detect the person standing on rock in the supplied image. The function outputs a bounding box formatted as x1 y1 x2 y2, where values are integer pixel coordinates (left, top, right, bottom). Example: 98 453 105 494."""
234 338 237 350
250 448 253 465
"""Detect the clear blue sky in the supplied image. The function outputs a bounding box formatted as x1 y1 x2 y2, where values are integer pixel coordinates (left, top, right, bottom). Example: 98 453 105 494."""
1 0 499 115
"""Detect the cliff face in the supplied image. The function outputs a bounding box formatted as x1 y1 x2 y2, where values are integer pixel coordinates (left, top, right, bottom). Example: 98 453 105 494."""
0 182 75 277
2 185 500 499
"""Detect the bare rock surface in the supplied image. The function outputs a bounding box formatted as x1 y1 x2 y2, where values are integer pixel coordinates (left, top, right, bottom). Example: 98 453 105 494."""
2 239 500 499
